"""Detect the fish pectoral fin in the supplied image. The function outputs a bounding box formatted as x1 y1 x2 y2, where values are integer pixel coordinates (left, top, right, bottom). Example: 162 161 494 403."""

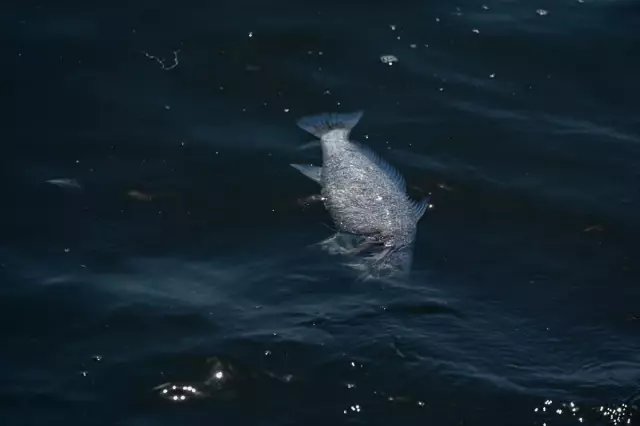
297 194 325 208
290 164 322 184
371 246 393 261
313 232 363 254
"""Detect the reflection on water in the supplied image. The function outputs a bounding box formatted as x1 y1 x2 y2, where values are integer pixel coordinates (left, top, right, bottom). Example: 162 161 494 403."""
531 398 637 426
151 355 637 426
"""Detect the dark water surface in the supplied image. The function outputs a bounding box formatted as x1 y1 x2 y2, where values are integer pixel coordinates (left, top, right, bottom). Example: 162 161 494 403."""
3 0 640 425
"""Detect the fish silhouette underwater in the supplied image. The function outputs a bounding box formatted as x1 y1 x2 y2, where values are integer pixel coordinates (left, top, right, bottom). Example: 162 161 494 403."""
290 111 431 278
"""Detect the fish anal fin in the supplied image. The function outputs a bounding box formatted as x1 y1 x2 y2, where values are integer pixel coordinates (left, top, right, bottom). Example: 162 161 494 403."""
411 195 432 220
290 163 322 184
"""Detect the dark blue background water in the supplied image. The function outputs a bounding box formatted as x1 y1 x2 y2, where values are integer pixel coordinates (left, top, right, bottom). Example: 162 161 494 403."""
3 0 639 425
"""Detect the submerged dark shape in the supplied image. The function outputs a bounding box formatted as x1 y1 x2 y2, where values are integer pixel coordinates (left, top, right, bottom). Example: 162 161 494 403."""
290 111 431 278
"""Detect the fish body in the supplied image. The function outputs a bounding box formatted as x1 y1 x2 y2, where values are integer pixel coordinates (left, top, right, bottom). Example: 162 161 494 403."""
291 111 429 274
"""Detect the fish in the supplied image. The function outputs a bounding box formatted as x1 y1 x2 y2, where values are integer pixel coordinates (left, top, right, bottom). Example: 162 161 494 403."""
290 111 430 277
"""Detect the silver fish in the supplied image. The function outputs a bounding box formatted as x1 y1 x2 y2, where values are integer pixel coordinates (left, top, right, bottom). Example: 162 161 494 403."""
291 111 430 276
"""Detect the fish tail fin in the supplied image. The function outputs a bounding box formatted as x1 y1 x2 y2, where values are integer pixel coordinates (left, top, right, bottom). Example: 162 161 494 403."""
296 111 363 141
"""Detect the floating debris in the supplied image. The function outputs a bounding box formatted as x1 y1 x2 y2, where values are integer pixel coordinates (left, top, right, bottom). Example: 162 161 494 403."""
437 183 454 191
46 178 82 190
127 190 153 201
583 224 603 232
142 49 180 71
536 9 549 16
380 55 398 65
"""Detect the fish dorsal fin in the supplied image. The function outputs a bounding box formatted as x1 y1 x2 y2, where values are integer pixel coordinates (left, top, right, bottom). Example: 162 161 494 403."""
296 111 363 142
352 141 406 191
290 163 322 184
411 195 431 220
